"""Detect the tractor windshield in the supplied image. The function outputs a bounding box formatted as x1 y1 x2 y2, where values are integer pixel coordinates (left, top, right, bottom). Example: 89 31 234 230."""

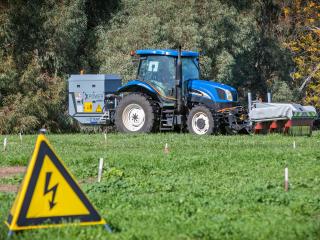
138 55 200 98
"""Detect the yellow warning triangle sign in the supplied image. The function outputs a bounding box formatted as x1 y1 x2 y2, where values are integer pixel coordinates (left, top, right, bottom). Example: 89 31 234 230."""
96 104 102 113
5 134 106 231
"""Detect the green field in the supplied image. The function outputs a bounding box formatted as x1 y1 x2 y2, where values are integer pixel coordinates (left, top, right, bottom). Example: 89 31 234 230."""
0 133 320 240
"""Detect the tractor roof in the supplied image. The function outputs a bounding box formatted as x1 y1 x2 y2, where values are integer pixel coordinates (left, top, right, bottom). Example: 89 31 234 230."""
136 49 199 57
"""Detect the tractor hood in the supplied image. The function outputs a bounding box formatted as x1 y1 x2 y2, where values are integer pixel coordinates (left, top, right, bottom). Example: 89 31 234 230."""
118 79 239 103
186 79 238 103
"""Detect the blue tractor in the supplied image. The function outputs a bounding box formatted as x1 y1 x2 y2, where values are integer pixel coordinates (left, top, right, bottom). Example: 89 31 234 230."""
68 48 249 135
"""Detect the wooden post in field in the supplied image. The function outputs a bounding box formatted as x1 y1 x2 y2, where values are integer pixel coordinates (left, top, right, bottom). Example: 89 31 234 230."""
98 158 104 183
104 133 107 143
3 137 7 151
164 143 169 154
284 166 289 192
19 132 22 143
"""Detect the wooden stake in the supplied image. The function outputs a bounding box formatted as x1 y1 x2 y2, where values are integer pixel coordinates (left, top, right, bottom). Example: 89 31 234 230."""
104 133 107 143
98 158 104 183
3 137 7 151
293 141 296 149
164 143 169 154
19 132 22 143
284 166 289 192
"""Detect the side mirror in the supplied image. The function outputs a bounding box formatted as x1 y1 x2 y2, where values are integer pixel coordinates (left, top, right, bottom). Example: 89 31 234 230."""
131 59 139 69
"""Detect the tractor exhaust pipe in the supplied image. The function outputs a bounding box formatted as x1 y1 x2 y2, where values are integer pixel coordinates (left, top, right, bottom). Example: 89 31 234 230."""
176 46 183 114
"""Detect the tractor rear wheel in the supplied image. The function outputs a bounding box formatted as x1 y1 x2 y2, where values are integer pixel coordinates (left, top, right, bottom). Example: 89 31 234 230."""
187 105 214 135
115 94 155 133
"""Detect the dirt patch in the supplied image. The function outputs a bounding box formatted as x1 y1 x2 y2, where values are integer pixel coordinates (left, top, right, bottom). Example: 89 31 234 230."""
0 166 26 178
0 184 19 193
0 165 95 193
0 166 25 193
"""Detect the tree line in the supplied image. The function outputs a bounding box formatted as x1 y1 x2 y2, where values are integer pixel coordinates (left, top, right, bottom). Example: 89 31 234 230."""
0 0 319 133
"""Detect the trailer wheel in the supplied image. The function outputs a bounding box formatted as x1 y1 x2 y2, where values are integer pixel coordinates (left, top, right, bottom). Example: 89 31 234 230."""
187 105 214 135
115 94 155 133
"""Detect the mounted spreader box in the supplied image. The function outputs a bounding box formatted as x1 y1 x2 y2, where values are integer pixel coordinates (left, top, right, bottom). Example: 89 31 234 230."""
68 74 121 125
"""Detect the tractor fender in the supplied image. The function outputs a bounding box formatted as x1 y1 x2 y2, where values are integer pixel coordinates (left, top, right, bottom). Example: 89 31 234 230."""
117 80 160 101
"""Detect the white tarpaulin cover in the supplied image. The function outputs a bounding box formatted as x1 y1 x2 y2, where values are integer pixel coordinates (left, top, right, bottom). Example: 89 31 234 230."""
249 103 317 121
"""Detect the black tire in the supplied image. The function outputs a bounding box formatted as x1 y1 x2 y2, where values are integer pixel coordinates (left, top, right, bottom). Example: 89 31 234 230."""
115 94 156 133
187 105 214 135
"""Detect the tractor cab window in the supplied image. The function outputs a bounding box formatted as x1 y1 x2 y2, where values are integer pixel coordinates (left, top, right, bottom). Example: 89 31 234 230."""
182 58 200 81
138 55 176 97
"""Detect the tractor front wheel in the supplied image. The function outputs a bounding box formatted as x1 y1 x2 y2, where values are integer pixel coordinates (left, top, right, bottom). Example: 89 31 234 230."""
115 94 155 133
187 105 214 135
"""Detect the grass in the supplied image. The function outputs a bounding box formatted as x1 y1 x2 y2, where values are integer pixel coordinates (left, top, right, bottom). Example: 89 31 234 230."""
0 132 320 239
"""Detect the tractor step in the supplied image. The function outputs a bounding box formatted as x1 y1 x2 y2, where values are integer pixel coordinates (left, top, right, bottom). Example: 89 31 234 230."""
159 108 175 131
162 110 175 113
160 127 174 131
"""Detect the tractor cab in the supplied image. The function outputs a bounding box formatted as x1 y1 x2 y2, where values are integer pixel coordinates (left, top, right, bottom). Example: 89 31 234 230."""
134 49 200 100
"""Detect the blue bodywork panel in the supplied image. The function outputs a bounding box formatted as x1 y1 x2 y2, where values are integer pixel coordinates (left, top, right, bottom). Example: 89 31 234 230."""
187 79 238 103
136 49 199 57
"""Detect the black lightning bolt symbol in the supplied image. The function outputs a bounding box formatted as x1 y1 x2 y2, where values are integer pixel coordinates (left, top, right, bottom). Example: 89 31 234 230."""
44 172 59 210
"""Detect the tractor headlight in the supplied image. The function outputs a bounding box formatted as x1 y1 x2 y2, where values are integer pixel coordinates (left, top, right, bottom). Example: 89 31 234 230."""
225 90 233 101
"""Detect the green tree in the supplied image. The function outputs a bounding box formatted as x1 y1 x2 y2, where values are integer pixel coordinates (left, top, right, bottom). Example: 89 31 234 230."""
280 0 320 109
0 0 91 133
0 0 304 133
